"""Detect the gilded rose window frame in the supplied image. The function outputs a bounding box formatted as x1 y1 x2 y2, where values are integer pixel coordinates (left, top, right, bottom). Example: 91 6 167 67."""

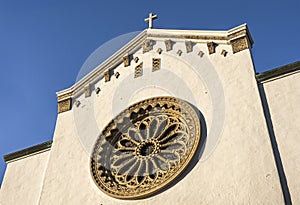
90 96 201 199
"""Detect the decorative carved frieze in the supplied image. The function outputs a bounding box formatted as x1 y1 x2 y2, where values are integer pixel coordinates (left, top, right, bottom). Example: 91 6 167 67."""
104 70 111 82
142 39 155 53
231 36 250 53
164 39 174 51
58 98 72 114
123 55 130 67
147 25 253 49
185 41 193 53
152 58 161 72
135 62 143 78
207 42 217 55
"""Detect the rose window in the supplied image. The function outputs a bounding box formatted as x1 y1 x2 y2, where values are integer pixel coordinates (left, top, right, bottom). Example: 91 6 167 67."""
90 97 201 199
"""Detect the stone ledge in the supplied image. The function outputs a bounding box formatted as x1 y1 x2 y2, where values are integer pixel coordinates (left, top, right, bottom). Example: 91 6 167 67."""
256 61 300 83
4 141 53 163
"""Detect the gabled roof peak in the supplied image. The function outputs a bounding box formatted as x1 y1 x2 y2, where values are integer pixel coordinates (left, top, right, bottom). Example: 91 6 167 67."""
56 24 253 113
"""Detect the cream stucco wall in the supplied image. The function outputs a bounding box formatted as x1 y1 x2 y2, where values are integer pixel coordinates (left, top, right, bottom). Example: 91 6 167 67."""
0 150 50 205
263 72 300 204
37 34 284 204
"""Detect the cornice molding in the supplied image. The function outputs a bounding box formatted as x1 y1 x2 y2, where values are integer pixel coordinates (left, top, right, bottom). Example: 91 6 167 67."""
57 91 72 114
56 24 254 112
256 61 300 83
4 141 53 163
228 24 253 53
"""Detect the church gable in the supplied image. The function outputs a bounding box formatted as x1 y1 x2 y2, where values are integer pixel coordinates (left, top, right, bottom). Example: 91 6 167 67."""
40 22 285 204
56 24 253 114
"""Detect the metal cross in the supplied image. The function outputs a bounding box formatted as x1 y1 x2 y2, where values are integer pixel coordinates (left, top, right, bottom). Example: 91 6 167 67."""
145 13 158 29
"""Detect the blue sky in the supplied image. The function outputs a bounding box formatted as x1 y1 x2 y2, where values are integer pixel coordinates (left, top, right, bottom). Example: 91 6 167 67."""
0 0 299 185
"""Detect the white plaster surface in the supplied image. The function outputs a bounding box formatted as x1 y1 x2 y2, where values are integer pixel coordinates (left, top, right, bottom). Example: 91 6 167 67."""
0 151 50 205
263 72 300 204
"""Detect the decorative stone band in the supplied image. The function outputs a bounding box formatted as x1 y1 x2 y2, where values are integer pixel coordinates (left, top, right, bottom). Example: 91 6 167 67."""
148 24 253 54
55 24 253 114
147 33 228 41
57 92 72 114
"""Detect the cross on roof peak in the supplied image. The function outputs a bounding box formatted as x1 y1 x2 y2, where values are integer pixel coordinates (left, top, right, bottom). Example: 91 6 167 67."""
145 13 158 29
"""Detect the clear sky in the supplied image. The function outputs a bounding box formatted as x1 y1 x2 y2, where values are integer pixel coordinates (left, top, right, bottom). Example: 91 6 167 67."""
0 0 299 185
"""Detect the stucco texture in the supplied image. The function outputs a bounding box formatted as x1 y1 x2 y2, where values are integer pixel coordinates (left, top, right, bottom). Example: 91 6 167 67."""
0 151 50 205
263 72 300 204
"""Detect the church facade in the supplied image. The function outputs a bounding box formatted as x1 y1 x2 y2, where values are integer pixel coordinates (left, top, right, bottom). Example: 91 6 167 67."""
0 23 299 204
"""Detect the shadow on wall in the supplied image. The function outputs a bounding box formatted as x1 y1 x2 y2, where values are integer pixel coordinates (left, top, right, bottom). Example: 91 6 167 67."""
258 84 292 205
152 102 207 198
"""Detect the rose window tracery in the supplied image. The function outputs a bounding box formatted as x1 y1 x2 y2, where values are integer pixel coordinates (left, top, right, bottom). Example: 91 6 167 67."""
90 97 201 199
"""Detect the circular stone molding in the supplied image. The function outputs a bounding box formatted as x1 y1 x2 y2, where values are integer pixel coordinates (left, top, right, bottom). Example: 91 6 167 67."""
90 96 201 199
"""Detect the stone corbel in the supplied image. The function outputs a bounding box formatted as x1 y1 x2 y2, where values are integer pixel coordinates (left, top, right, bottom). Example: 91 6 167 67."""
207 42 217 54
123 54 130 67
165 39 174 51
142 39 155 53
185 41 194 53
104 70 111 82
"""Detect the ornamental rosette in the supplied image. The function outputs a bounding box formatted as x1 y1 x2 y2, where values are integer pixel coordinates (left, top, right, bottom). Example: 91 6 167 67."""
91 97 201 199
